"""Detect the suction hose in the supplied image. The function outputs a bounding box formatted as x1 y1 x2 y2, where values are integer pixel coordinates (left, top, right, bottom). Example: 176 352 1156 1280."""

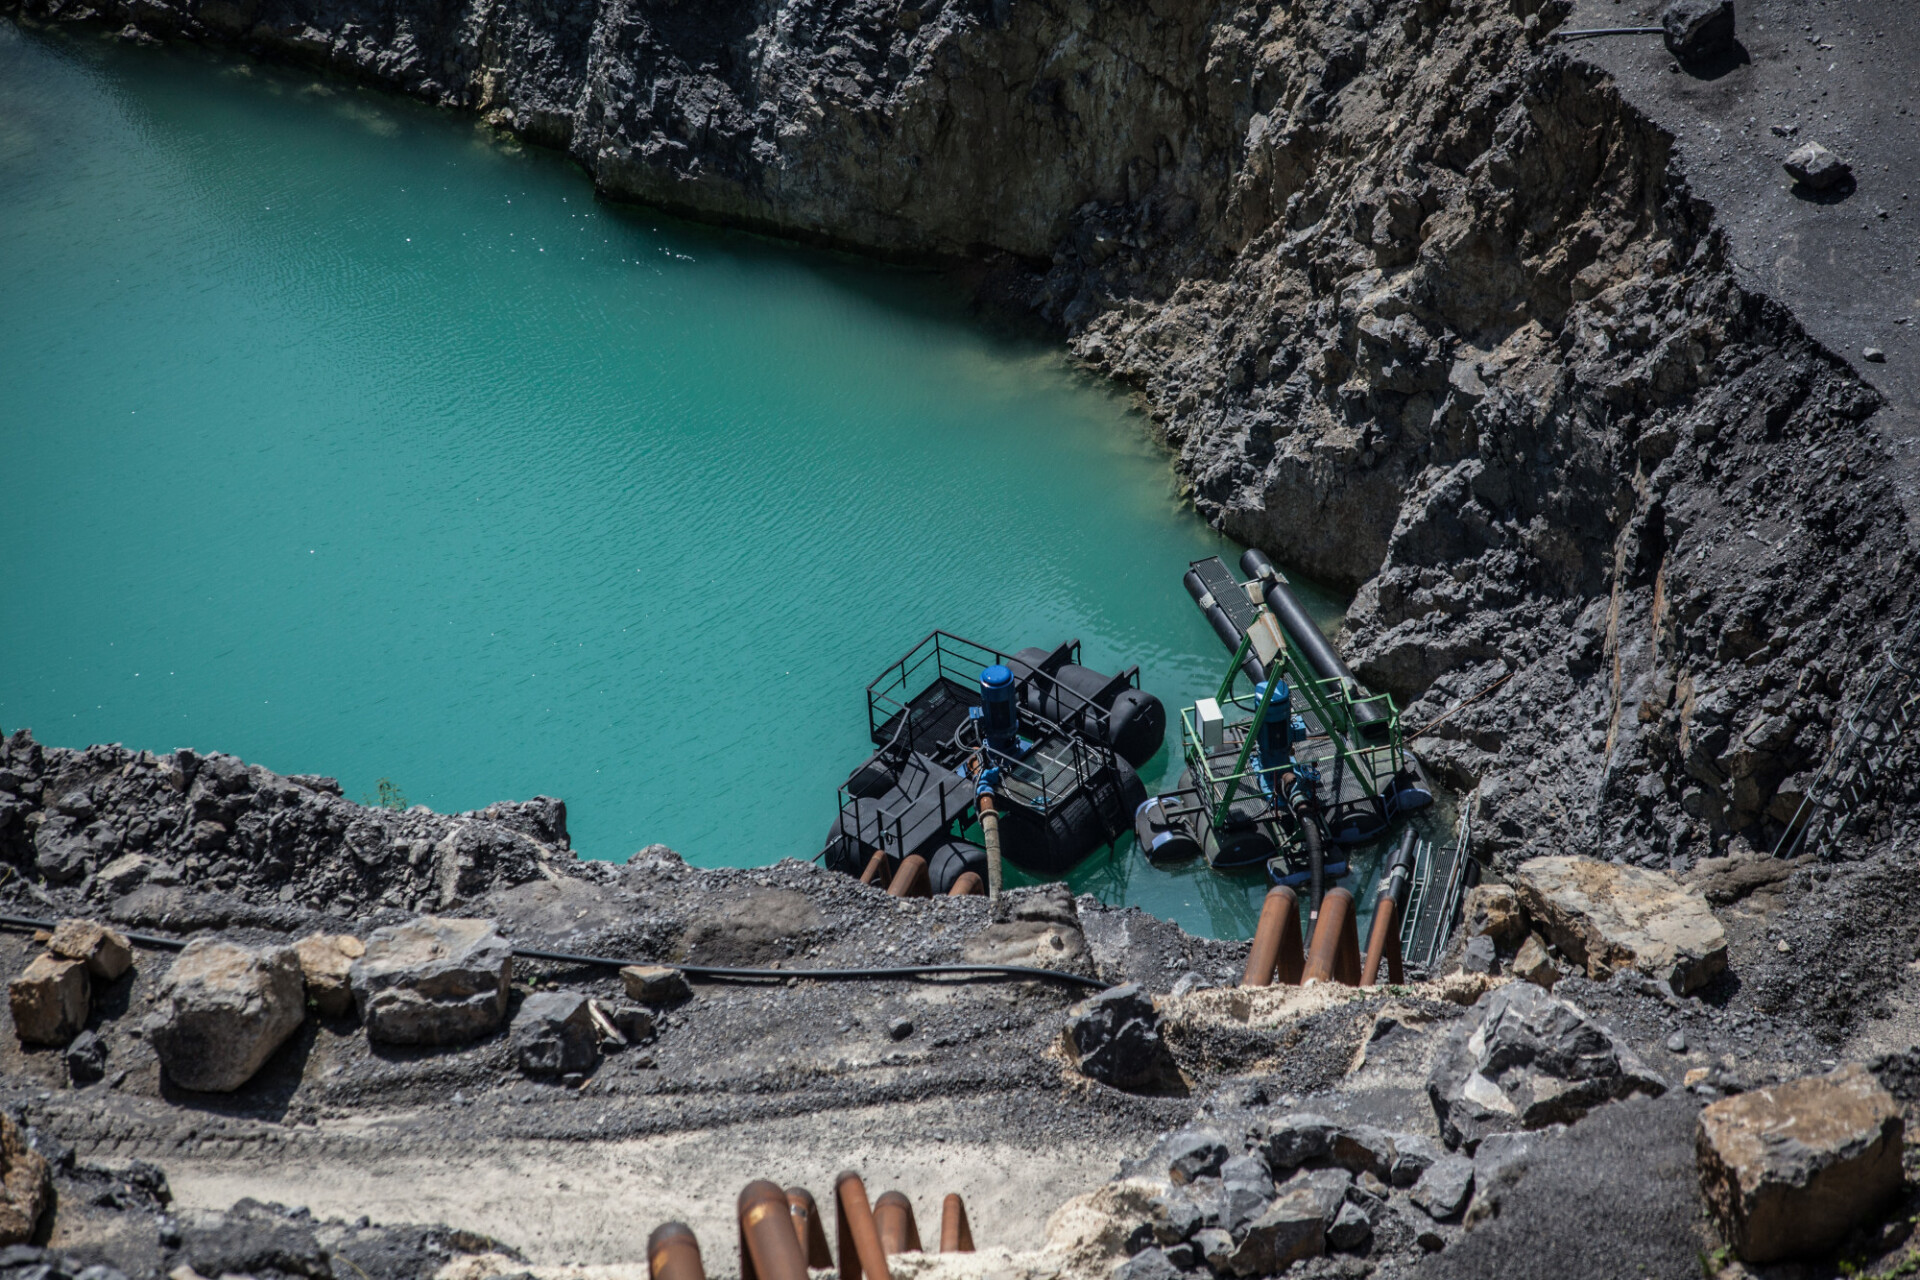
1239 549 1391 742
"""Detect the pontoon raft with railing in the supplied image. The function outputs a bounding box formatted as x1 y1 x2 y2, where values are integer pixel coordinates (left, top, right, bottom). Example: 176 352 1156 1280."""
819 631 1167 888
1135 551 1435 910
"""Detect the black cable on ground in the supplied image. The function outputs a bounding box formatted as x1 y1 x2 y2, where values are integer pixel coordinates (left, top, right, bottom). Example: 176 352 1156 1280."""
0 913 1109 990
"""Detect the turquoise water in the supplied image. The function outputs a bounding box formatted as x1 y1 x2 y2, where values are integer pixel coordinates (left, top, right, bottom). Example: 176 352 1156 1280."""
0 26 1346 939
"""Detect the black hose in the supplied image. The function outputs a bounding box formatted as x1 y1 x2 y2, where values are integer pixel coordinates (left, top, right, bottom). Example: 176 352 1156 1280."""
0 913 1109 990
1301 813 1326 917
0 913 186 951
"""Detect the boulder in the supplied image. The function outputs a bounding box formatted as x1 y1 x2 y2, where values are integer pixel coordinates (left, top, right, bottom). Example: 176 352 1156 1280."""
511 991 599 1077
1165 1130 1230 1185
1511 856 1727 994
1328 1126 1394 1180
1409 1154 1475 1220
0 1113 50 1246
1063 984 1181 1094
1462 884 1525 946
1284 1167 1353 1223
95 853 153 895
1697 1064 1902 1263
603 1001 656 1044
1219 1154 1273 1200
146 940 305 1092
293 934 364 1018
1260 1113 1338 1172
9 954 90 1046
1222 1181 1326 1275
1328 1201 1372 1253
64 1029 107 1084
351 917 511 1045
1784 142 1852 191
1661 0 1735 62
1511 935 1559 989
619 965 692 1005
47 920 133 980
1428 981 1665 1150
1387 1133 1443 1188
1454 934 1500 977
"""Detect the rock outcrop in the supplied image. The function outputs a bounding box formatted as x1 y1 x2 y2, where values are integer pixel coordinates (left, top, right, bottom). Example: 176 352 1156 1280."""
351 917 512 1046
1696 1064 1903 1263
145 940 306 1092
1428 981 1665 1150
0 732 568 918
1512 856 1727 994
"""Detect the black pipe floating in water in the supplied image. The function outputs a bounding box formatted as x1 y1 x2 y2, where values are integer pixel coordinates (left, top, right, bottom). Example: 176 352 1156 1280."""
1239 549 1391 742
1183 568 1268 686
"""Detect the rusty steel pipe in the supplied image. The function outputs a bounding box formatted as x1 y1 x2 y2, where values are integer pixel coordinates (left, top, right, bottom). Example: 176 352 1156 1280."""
978 792 1004 905
873 1191 922 1255
1302 887 1360 985
740 1181 812 1280
948 871 985 898
1360 894 1404 987
787 1187 834 1269
858 849 889 886
1241 887 1303 987
834 1172 893 1280
939 1194 974 1253
886 855 931 898
649 1223 707 1280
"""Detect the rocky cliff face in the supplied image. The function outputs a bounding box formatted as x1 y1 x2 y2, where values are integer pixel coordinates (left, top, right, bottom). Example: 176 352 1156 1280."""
7 0 1912 870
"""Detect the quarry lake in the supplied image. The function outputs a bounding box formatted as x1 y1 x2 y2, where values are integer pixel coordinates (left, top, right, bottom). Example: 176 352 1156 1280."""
0 25 1345 937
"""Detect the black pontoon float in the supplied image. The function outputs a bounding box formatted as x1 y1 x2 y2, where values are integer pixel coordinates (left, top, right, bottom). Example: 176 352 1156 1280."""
819 632 1167 889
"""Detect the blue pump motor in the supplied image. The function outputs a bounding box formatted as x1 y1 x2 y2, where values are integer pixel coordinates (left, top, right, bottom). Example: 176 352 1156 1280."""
1253 679 1293 770
979 665 1020 753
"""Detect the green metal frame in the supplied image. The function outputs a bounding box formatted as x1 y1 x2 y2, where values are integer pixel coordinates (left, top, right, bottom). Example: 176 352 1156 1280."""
1186 601 1406 841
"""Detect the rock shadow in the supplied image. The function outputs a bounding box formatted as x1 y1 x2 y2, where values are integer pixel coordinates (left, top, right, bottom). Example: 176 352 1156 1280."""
1679 39 1751 81
157 1018 317 1121
1791 174 1858 204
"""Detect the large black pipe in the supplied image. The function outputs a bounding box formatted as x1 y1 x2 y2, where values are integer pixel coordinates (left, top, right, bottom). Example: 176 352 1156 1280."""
1183 568 1268 687
1239 550 1391 742
1377 827 1417 914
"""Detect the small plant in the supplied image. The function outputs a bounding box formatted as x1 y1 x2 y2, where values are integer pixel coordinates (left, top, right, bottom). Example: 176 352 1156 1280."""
1698 1245 1734 1278
362 777 408 811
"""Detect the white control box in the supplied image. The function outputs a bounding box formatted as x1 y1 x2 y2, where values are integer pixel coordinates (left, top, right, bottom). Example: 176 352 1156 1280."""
1195 697 1224 751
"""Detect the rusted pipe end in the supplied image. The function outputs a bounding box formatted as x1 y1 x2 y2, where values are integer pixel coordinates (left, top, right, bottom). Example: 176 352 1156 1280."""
873 1191 921 1255
649 1223 706 1280
1241 886 1302 987
1360 895 1399 987
1303 887 1358 985
787 1186 833 1269
886 854 931 898
948 871 985 897
740 1180 810 1280
859 849 889 886
939 1193 974 1253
